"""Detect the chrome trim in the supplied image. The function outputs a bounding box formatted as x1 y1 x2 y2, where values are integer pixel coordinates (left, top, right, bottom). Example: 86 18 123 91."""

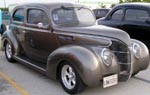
10 24 50 33
14 56 46 73
132 43 141 59
61 65 76 89
54 31 112 47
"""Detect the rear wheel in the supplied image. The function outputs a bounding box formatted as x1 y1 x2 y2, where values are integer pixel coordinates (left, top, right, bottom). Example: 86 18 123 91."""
5 41 15 62
59 62 85 94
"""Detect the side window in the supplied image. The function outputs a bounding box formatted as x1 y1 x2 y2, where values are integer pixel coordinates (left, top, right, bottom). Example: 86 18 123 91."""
13 9 24 22
27 9 49 25
111 9 123 20
125 9 149 22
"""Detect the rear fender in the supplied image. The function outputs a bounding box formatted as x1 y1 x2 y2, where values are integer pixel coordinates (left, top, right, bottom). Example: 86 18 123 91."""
1 30 20 55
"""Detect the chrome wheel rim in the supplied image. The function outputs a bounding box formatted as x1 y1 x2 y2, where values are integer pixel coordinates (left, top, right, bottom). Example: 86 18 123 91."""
6 43 12 59
61 65 76 89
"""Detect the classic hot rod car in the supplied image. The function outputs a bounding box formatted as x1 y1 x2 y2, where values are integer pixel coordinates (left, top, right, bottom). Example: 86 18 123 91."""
0 2 149 94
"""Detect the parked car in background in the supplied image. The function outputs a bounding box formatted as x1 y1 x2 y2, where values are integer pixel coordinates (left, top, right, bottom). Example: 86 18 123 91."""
0 2 150 94
97 3 150 48
0 10 6 35
93 8 110 19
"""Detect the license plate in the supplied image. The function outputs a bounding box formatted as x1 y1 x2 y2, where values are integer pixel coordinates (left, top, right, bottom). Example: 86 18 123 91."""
103 74 118 88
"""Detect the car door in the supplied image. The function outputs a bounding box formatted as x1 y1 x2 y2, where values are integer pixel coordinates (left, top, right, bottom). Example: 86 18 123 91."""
11 8 26 50
98 8 124 29
23 8 59 63
121 8 150 47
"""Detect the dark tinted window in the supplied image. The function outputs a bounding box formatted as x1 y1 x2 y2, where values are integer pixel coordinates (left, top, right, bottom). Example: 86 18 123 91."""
13 9 24 22
111 9 123 20
27 9 49 25
97 9 109 17
125 9 149 22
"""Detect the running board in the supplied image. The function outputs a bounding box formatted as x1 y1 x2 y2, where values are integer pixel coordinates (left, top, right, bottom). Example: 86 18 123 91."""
14 55 46 75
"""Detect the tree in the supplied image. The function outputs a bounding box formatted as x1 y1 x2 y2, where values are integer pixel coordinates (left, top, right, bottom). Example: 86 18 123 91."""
128 0 142 2
119 0 124 3
111 4 116 8
0 8 8 11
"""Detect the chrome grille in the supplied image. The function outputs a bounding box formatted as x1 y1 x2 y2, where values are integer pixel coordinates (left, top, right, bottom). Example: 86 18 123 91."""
110 40 131 64
113 51 131 63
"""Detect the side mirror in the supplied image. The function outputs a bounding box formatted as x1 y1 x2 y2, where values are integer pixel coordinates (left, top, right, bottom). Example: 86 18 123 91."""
0 24 6 35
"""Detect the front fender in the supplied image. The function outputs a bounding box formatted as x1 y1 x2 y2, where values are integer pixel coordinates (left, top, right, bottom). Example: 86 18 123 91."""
46 45 102 86
131 39 150 73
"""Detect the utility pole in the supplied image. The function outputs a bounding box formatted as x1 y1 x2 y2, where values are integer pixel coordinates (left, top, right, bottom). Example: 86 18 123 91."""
4 0 6 8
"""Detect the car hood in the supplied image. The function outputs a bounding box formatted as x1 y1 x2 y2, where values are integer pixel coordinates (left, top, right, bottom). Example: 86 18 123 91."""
54 25 131 45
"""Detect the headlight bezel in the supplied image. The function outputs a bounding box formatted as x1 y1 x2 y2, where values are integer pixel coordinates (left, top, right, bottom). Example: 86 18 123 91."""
101 48 113 67
132 43 141 59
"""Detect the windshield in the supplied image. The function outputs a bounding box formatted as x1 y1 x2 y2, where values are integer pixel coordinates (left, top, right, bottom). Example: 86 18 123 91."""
52 7 95 27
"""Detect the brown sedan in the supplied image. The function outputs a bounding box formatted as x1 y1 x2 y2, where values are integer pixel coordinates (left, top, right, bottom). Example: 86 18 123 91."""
0 2 149 94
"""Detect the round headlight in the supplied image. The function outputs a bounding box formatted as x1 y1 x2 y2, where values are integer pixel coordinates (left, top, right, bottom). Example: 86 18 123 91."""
101 48 113 67
133 43 141 59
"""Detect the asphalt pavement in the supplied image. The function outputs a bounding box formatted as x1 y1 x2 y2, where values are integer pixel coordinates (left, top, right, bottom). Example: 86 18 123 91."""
0 35 150 95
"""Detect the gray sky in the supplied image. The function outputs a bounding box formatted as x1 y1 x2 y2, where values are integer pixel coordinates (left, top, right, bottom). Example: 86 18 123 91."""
0 0 119 8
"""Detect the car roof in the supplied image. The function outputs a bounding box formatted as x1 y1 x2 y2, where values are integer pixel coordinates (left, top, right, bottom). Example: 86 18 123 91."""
115 2 150 9
15 2 85 10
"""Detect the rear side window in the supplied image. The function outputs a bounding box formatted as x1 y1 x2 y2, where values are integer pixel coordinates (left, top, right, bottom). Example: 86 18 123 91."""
27 9 49 25
13 9 24 22
125 9 149 22
111 9 123 20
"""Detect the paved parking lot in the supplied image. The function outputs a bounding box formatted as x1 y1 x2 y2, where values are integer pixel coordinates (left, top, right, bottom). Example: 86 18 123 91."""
0 50 150 95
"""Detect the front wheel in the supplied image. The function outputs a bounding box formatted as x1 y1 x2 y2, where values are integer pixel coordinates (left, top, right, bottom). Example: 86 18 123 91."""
59 62 85 94
5 41 15 62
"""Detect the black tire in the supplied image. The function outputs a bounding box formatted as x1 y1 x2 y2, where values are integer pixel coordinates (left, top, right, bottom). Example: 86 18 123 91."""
59 62 85 94
5 41 15 62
